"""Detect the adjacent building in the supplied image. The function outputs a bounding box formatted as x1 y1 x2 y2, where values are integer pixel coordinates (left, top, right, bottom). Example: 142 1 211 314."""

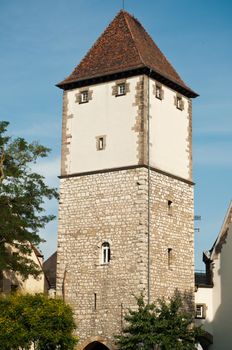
195 201 232 349
0 245 45 294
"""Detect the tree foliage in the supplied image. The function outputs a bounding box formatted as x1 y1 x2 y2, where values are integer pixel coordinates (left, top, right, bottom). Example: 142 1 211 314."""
0 293 78 350
0 121 58 278
116 293 203 350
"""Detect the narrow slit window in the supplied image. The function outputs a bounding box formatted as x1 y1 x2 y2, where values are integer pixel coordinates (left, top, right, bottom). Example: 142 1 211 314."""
168 248 173 269
99 137 104 150
94 293 97 310
96 136 106 151
168 200 173 215
102 242 111 264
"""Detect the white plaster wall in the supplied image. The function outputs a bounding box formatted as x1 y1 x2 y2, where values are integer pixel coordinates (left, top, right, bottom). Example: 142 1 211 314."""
195 287 213 334
211 223 232 350
66 77 139 174
20 272 44 294
149 78 191 180
3 247 44 294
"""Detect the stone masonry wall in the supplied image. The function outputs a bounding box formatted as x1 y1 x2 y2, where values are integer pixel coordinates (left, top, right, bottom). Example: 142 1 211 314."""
56 167 194 349
56 168 149 349
149 171 194 302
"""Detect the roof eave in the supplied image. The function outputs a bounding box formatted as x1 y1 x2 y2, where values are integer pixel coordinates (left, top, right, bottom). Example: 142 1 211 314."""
56 66 198 98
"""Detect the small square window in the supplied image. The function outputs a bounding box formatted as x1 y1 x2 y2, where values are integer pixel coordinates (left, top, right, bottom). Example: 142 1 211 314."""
156 85 163 100
96 136 106 151
176 96 184 110
11 284 19 292
80 91 89 103
195 304 206 319
117 83 126 96
98 137 104 150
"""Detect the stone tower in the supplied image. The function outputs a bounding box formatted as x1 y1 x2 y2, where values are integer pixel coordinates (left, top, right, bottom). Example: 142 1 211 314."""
56 10 198 350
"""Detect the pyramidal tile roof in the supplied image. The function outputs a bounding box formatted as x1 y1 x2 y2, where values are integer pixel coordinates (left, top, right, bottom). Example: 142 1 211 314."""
58 10 197 97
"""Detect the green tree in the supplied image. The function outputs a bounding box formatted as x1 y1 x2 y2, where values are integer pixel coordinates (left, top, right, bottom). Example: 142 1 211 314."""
0 293 78 350
0 121 58 278
116 293 203 350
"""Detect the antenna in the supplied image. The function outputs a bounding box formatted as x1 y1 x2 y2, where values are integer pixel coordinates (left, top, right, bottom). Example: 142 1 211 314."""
122 0 125 10
194 215 201 233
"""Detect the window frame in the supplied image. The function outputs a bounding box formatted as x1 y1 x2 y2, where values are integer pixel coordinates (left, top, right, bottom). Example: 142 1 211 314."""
101 242 111 265
176 95 184 110
80 90 89 103
155 84 164 100
195 304 206 319
96 135 106 151
117 83 126 96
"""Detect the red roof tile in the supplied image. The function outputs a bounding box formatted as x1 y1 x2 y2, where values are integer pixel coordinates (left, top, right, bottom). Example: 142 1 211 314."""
58 11 196 96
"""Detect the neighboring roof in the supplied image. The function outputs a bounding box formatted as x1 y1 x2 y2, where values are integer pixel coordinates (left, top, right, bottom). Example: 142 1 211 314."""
43 251 57 289
31 244 43 258
209 201 232 260
195 271 213 288
57 10 197 97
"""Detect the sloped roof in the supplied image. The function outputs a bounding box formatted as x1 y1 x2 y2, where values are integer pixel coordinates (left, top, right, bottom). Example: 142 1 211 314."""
57 10 197 97
209 201 232 260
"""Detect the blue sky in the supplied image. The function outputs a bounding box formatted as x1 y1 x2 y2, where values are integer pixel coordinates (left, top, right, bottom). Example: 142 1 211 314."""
0 0 231 269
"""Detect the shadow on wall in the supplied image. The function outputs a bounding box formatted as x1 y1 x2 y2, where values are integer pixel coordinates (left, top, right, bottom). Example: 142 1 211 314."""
0 269 23 294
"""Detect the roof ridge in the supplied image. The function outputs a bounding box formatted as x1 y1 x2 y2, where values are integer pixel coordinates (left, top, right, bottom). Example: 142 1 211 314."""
64 11 124 82
123 11 146 68
125 11 186 87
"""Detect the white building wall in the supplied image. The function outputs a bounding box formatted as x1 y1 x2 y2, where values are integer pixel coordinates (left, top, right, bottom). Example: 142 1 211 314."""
149 78 191 181
211 223 232 350
195 287 213 335
63 76 191 182
65 77 139 174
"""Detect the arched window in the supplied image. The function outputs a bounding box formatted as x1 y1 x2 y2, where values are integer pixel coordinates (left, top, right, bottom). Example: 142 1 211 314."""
102 242 110 264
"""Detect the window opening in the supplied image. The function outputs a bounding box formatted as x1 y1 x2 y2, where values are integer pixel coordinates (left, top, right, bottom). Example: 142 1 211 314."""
11 284 19 292
168 248 173 269
99 137 104 150
96 136 106 151
102 242 110 264
156 85 162 99
94 293 97 310
176 96 184 110
195 304 206 319
81 91 89 103
117 83 126 96
168 200 173 215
